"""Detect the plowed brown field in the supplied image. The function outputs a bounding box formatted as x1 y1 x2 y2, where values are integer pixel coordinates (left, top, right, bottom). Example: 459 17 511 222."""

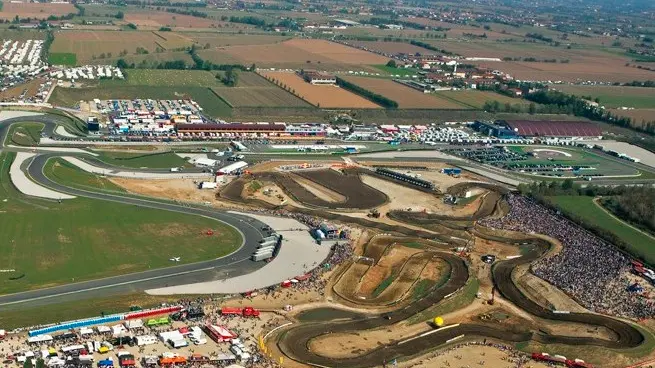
260 72 381 108
0 2 76 19
341 76 466 109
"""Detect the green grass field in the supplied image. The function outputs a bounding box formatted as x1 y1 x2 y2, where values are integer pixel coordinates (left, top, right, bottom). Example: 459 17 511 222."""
0 152 242 294
556 85 655 109
94 151 191 169
373 64 422 77
45 158 125 192
435 90 531 109
548 196 655 264
6 122 43 146
100 69 220 87
48 52 77 66
49 85 232 117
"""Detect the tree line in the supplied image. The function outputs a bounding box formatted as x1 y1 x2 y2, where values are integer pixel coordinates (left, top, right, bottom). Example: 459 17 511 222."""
335 77 398 108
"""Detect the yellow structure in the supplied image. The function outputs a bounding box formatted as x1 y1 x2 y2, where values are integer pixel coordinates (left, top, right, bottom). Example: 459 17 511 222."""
433 316 444 327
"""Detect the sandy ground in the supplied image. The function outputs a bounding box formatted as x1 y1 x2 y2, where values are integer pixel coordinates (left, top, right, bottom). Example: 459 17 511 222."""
146 212 329 295
358 174 484 218
109 177 222 205
398 344 552 368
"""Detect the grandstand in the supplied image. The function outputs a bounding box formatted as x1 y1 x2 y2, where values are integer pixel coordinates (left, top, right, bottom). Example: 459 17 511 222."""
502 120 602 139
374 168 435 190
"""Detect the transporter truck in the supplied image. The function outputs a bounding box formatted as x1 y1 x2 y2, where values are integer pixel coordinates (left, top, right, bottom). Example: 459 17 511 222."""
252 251 273 261
258 239 277 248
259 235 278 243
253 246 274 254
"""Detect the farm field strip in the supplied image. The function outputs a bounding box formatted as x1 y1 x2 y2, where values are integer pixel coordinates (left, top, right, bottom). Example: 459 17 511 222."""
555 85 655 109
434 90 531 109
260 71 381 108
341 76 467 109
51 30 194 64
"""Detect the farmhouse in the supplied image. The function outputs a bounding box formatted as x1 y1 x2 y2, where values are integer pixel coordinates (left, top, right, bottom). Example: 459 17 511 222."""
300 70 336 85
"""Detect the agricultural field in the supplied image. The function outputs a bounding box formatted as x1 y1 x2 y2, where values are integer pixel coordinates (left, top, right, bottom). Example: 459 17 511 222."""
60 69 232 116
50 30 194 65
548 196 655 264
347 41 436 56
260 71 381 108
101 69 220 87
555 86 655 109
0 2 76 19
341 76 467 109
213 39 387 72
49 86 232 117
373 65 422 77
185 33 290 48
0 152 241 294
124 11 221 29
212 72 311 107
48 52 77 66
609 109 655 128
434 90 530 109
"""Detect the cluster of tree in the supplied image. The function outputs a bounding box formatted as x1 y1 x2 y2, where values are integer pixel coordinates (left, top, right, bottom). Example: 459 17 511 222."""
525 32 554 43
166 7 208 18
462 32 487 39
524 89 655 134
228 15 266 27
619 80 655 87
335 77 398 108
135 47 148 54
503 56 569 63
601 187 655 234
153 0 207 7
220 68 239 86
115 11 125 19
41 31 54 61
159 26 172 31
409 40 457 56
127 23 137 29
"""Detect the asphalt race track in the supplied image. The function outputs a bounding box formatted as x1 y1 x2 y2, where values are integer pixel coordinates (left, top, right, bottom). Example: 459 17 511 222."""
0 115 648 366
277 233 645 368
0 118 271 309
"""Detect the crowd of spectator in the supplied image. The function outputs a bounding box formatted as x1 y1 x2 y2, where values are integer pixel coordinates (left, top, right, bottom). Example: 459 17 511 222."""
481 194 654 319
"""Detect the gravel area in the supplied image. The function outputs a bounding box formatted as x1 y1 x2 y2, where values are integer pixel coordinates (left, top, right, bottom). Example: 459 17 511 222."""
146 212 329 295
0 110 42 121
10 152 76 199
62 157 211 179
54 125 78 138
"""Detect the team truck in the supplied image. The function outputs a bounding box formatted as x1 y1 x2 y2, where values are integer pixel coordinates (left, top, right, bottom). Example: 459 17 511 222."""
252 251 273 261
259 235 278 243
255 246 275 253
220 307 260 318
258 240 277 248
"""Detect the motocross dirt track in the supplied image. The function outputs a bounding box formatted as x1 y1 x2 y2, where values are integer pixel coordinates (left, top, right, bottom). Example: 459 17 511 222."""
275 194 645 368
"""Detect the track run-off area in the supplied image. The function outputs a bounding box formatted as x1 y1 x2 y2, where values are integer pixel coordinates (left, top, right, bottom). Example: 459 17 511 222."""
0 112 651 367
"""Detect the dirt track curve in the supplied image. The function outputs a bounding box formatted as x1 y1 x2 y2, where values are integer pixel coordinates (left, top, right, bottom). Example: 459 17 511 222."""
276 227 644 367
